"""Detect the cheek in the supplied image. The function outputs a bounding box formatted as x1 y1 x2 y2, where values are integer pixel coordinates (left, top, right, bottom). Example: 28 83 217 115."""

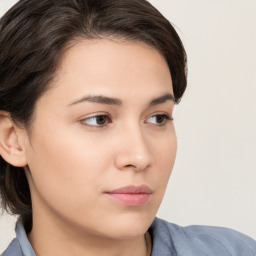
152 130 177 189
26 125 112 211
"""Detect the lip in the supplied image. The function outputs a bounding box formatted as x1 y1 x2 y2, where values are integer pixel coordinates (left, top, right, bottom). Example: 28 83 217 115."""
105 185 153 206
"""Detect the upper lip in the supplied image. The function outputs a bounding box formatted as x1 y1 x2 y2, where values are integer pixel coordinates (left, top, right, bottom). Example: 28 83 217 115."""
106 185 153 194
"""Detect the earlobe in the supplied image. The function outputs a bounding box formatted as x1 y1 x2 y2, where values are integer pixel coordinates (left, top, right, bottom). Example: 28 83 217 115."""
0 112 28 167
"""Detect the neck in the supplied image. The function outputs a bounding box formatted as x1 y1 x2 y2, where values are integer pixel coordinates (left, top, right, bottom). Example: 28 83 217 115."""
28 211 149 256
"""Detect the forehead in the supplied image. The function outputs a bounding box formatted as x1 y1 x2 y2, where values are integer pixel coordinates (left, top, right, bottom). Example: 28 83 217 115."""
38 39 173 107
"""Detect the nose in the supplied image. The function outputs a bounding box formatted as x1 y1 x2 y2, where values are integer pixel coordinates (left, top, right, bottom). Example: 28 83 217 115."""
114 125 153 172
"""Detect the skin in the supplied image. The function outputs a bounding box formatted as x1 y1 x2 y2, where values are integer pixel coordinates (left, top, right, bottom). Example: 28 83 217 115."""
2 39 177 256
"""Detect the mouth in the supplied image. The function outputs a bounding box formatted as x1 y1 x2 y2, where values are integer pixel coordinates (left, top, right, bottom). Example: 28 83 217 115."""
105 185 153 206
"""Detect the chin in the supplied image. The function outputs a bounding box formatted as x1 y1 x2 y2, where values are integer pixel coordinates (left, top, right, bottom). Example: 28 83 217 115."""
96 212 156 240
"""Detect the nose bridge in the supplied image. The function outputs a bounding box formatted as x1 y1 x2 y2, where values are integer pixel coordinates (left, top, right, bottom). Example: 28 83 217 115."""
115 120 153 171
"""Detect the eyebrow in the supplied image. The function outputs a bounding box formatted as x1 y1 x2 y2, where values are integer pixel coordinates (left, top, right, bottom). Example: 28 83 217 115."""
69 95 122 106
149 93 175 106
68 93 175 107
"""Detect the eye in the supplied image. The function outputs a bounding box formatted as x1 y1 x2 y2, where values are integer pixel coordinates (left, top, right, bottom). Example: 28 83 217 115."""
146 114 173 125
81 115 111 127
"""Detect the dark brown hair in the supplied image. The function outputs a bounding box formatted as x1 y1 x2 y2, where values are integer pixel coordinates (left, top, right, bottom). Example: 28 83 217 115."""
0 0 187 230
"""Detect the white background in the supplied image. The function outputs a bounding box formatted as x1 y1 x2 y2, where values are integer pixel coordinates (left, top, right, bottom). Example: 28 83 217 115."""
0 0 256 253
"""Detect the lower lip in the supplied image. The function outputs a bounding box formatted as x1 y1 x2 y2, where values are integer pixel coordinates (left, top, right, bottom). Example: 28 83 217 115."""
106 193 151 206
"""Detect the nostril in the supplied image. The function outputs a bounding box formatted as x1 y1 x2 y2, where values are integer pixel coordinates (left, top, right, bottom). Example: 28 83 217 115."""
125 164 134 168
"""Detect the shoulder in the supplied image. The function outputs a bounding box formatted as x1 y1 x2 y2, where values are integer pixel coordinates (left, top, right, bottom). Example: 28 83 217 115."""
1 238 23 256
149 218 256 256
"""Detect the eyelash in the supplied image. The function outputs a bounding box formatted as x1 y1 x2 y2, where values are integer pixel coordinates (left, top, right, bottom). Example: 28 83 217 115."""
147 114 173 126
80 113 173 127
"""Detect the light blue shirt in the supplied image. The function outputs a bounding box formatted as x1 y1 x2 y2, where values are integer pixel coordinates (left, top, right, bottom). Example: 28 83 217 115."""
2 218 256 255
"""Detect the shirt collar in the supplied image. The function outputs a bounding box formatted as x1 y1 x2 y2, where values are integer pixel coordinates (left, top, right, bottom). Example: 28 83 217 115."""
16 220 36 256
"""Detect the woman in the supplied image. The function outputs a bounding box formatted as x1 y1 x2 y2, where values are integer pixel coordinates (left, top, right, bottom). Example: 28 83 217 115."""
0 0 255 255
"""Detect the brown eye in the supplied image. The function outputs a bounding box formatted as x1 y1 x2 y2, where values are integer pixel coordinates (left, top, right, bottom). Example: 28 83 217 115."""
95 115 108 125
147 114 172 125
155 115 165 124
81 115 111 127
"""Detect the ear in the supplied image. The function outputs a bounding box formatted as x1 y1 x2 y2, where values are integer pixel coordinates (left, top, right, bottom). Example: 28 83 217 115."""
0 112 28 167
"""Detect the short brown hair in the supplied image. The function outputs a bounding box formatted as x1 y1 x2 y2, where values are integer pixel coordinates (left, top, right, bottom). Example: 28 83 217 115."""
0 0 187 230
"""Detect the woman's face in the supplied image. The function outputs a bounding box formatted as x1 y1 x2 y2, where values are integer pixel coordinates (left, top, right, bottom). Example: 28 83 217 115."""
23 39 177 239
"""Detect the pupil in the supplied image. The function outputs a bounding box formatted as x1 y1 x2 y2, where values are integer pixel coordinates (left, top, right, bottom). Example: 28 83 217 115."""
96 116 106 125
157 115 164 123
